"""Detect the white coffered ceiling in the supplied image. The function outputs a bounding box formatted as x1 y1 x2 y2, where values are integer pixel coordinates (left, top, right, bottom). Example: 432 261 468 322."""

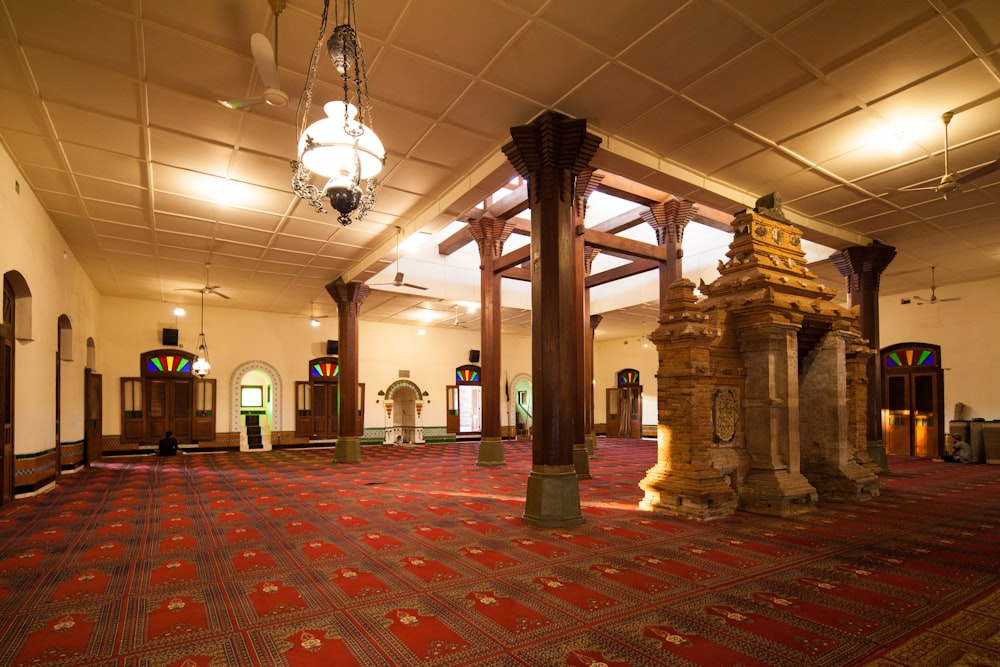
1 0 999 340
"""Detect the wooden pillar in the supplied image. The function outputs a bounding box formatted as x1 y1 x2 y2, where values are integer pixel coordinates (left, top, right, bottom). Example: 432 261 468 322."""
643 199 695 300
326 278 370 464
468 216 516 466
830 242 896 471
572 170 602 480
584 292 602 459
502 110 601 527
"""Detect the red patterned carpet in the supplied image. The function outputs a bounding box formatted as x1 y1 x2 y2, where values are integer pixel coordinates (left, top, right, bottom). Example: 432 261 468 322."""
0 439 997 666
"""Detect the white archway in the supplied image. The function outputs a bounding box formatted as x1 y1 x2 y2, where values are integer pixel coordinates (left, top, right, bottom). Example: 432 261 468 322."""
229 360 283 434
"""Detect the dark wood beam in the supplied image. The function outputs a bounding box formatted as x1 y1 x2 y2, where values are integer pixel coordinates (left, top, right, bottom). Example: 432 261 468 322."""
493 244 530 274
439 185 530 256
500 266 531 282
580 226 666 262
585 258 658 288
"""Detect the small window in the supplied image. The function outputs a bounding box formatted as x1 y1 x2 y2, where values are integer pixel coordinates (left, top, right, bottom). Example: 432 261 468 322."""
241 385 265 408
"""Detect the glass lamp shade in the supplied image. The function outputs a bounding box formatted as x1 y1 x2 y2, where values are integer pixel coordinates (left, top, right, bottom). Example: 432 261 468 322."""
298 101 385 179
192 356 211 378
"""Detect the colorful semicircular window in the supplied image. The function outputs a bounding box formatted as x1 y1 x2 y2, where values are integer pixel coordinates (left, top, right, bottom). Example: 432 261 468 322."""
147 355 191 373
885 348 935 368
311 362 339 377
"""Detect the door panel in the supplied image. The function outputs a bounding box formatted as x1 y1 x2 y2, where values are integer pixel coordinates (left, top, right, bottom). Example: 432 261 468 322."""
1 337 12 505
446 385 458 434
85 370 102 464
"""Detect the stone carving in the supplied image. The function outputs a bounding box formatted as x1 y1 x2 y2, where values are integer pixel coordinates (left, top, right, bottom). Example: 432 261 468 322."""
753 192 787 223
712 388 738 443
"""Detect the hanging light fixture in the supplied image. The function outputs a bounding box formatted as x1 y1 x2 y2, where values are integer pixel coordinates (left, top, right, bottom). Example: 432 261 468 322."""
291 0 384 226
192 291 211 378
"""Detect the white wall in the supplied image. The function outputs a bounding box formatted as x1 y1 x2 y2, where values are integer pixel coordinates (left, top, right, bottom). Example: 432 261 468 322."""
97 295 534 435
0 147 101 454
880 277 1000 420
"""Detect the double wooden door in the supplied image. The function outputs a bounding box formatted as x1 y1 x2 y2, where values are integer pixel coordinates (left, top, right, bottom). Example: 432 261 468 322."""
295 381 339 439
606 385 642 439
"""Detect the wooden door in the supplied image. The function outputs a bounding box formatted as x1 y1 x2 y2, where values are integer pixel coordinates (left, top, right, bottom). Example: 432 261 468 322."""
147 378 193 442
446 385 459 434
622 385 642 438
120 378 144 442
605 388 620 438
1 336 12 506
882 344 944 458
294 381 313 437
192 378 215 441
84 369 102 464
311 382 338 439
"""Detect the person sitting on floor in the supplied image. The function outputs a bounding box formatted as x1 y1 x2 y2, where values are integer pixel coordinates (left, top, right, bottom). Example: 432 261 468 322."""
158 431 179 456
941 435 972 463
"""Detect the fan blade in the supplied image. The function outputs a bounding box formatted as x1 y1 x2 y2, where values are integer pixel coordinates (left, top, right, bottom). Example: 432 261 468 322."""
956 157 1000 185
218 97 265 110
401 283 428 290
250 33 281 91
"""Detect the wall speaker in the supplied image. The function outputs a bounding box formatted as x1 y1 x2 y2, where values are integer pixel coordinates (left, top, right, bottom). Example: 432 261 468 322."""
162 327 179 346
469 349 480 363
326 339 339 355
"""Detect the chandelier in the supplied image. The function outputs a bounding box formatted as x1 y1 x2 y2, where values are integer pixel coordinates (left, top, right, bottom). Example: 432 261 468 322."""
192 290 211 378
291 0 385 226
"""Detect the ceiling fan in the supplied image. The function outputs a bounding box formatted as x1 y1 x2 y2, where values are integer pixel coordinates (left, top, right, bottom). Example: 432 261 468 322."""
911 266 960 305
452 304 468 328
369 227 428 290
175 264 230 300
304 302 331 327
218 0 290 110
896 112 1000 199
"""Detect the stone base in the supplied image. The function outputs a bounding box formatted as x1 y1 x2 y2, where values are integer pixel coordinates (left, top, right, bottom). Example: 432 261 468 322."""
477 437 505 466
334 436 361 464
638 463 738 521
585 433 597 458
867 440 888 472
573 444 591 479
804 460 881 502
522 465 584 527
739 467 818 516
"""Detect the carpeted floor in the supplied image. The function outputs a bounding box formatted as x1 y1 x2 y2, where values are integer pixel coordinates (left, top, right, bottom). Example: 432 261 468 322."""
0 439 997 666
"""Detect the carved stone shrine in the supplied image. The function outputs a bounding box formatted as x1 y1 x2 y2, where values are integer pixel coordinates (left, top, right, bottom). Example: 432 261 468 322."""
639 195 880 519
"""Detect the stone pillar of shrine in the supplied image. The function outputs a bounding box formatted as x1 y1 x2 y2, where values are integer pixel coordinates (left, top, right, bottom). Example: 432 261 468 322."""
642 198 696 300
639 280 739 520
502 110 601 527
326 278 370 464
468 216 516 466
830 242 896 472
735 319 819 515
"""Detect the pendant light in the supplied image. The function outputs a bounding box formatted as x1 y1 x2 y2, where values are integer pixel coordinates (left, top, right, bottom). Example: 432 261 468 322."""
291 0 384 226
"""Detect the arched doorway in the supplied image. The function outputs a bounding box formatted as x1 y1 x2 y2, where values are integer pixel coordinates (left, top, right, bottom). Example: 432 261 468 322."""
230 360 282 452
509 372 533 439
607 368 642 438
882 343 944 457
382 379 427 444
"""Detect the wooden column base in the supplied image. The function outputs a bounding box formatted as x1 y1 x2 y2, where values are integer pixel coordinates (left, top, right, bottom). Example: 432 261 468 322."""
334 436 362 464
867 440 888 472
522 465 584 527
573 444 591 480
477 437 505 466
584 433 597 458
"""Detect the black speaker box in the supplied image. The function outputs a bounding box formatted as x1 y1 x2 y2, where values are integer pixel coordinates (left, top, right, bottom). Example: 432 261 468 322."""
469 349 480 363
162 327 179 346
326 339 339 355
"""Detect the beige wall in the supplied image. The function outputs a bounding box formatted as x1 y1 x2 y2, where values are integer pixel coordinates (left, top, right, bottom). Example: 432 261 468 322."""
880 277 1000 421
1 147 101 454
97 295 533 435
592 336 659 426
